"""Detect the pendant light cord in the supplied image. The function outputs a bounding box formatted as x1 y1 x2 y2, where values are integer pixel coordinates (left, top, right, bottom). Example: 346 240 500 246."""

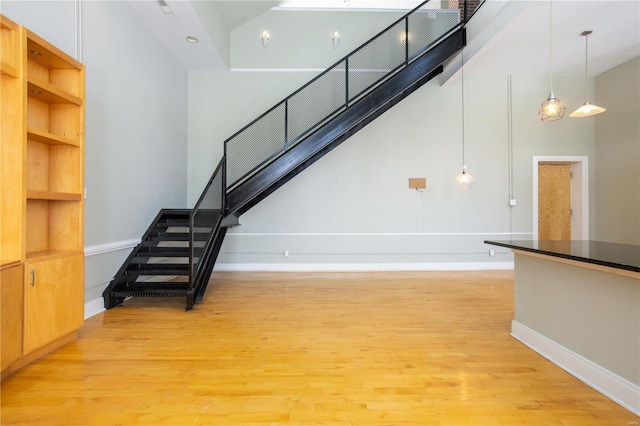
461 48 466 167
584 31 589 100
549 0 553 92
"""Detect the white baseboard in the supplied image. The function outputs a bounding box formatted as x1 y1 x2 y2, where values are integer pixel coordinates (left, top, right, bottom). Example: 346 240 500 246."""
511 320 640 416
84 297 105 319
214 262 514 272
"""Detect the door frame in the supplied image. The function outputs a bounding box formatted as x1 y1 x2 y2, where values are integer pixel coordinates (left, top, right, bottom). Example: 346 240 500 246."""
532 156 589 240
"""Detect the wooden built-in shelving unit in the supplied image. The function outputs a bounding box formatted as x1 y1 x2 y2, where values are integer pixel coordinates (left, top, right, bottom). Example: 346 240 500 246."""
1 14 85 378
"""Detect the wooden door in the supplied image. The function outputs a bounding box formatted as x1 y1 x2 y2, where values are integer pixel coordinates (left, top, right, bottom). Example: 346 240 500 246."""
23 254 84 353
538 163 571 240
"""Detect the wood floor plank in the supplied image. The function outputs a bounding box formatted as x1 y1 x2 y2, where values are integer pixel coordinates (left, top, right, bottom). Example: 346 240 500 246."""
1 271 638 425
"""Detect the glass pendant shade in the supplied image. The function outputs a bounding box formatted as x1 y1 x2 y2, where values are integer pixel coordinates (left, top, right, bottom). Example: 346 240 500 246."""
539 0 564 122
538 91 566 121
570 30 606 118
455 167 474 190
570 102 606 118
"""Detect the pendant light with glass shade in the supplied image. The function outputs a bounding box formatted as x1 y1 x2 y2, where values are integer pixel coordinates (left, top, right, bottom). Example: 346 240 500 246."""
455 49 474 190
570 30 606 118
538 0 565 122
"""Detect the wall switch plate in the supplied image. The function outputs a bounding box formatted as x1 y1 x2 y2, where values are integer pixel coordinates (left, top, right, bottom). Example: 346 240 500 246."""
509 199 517 206
284 250 289 257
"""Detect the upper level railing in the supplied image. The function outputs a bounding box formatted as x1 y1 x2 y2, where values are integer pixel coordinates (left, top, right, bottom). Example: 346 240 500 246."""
223 0 481 190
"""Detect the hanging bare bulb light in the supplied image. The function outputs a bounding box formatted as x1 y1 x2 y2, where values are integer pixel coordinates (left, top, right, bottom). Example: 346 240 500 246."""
455 166 475 190
455 49 474 190
538 0 565 122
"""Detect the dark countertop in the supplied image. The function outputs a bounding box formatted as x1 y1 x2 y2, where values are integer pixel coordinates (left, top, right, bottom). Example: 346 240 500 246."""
484 240 640 273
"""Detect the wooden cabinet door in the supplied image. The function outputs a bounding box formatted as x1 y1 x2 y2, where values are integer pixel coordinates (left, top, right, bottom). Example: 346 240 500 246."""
1 263 23 370
23 254 83 354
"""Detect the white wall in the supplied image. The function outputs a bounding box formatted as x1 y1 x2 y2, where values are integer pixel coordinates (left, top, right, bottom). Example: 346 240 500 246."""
594 57 640 245
189 64 596 267
0 1 77 56
513 254 640 386
188 5 604 269
188 70 318 203
231 10 407 70
82 1 188 301
1 1 189 302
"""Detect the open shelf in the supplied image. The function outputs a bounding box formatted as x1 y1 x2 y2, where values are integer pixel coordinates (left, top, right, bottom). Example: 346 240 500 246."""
27 191 82 201
26 31 81 71
26 250 83 261
27 79 82 106
27 128 79 147
26 199 82 254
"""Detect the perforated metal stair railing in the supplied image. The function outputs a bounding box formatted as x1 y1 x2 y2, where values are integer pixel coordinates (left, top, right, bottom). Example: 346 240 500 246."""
187 0 480 303
225 0 472 194
103 0 482 310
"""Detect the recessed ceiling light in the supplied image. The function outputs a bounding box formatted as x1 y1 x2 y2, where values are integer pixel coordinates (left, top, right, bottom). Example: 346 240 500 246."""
185 36 199 43
30 50 42 56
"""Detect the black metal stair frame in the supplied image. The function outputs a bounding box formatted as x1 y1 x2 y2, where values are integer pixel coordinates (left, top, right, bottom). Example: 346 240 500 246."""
103 209 192 309
103 0 479 311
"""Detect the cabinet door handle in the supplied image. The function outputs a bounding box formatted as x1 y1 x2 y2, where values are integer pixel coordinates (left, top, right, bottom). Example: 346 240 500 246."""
30 269 36 287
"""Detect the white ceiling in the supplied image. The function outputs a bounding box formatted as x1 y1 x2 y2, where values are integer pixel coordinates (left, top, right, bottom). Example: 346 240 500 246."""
128 0 640 76
466 0 640 76
216 1 280 30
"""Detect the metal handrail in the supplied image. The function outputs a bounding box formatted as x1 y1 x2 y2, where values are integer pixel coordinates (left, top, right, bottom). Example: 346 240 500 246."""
192 0 484 291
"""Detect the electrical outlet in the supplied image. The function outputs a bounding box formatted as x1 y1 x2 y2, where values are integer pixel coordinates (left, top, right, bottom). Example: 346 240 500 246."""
509 199 517 206
284 250 289 257
489 249 495 257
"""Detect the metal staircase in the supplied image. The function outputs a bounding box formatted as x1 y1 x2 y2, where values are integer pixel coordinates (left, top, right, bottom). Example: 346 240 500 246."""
103 0 481 310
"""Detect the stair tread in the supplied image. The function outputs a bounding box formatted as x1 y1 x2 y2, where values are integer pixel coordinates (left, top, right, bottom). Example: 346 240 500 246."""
129 259 189 265
160 211 191 218
136 252 190 258
115 281 189 287
153 226 212 233
111 281 189 297
127 263 188 270
147 235 190 241
139 241 192 246
148 231 210 237
123 271 189 275
110 281 190 297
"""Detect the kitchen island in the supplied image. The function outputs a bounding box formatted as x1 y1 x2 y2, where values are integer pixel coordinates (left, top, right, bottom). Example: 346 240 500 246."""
485 240 640 415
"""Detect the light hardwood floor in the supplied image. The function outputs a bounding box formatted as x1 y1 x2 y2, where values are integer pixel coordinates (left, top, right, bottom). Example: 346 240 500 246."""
1 271 638 425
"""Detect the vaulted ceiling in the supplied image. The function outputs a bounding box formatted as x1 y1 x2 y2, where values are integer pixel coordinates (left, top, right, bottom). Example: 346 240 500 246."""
128 0 639 77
